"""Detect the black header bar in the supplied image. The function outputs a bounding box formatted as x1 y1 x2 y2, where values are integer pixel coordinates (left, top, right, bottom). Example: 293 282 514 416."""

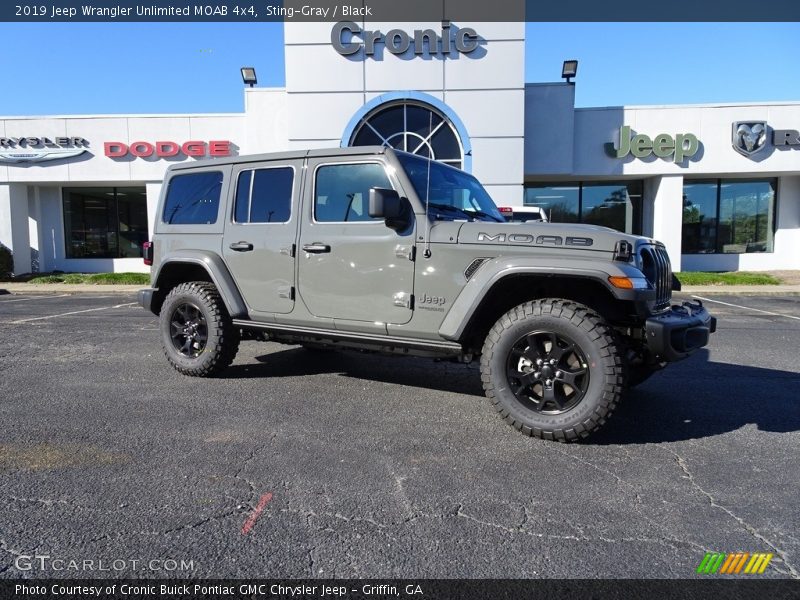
2 579 799 600
2 0 800 22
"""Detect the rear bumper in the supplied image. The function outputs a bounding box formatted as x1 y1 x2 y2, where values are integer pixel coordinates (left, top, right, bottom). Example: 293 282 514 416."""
138 288 156 313
645 300 716 362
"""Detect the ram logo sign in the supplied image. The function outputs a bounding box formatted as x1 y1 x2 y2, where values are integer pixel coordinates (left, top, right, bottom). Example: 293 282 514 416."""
732 121 768 157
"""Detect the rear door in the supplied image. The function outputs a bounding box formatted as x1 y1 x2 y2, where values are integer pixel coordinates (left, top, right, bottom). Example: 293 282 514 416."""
222 160 302 315
297 158 416 325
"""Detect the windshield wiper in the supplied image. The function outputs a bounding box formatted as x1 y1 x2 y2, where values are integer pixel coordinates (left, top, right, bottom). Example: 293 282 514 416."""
463 208 504 223
428 203 502 222
427 202 473 220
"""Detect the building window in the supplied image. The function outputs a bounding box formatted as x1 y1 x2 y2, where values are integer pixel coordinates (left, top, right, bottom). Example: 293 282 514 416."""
162 171 223 225
63 187 148 259
682 179 776 254
349 101 463 169
234 167 294 223
524 181 643 234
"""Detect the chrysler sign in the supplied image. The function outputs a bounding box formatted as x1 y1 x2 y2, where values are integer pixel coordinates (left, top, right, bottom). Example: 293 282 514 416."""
332 21 479 57
0 136 89 164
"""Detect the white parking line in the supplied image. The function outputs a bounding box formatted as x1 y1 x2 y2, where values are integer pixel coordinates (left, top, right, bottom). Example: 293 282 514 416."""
0 294 72 304
9 302 138 324
692 295 800 321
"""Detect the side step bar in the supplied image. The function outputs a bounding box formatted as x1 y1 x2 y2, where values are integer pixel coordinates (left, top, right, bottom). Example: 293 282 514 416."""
232 319 464 356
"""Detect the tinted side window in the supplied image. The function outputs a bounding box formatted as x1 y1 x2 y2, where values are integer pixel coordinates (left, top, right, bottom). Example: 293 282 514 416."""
162 171 223 225
315 163 391 222
234 170 252 224
234 168 293 223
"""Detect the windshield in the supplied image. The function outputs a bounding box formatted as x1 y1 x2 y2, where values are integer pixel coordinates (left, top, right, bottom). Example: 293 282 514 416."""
396 152 504 222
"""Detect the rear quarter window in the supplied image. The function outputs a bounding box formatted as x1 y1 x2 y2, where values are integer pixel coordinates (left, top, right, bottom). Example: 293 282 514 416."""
162 171 223 225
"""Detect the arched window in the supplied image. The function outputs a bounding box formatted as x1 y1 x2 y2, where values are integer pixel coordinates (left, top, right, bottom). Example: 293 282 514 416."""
349 101 463 169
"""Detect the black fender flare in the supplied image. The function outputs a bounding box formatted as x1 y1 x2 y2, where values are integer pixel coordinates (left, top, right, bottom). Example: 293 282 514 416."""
438 255 653 341
153 250 247 319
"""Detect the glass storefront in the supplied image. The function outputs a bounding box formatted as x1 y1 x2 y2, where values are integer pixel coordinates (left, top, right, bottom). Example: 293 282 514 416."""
682 179 776 254
63 187 148 259
524 181 643 234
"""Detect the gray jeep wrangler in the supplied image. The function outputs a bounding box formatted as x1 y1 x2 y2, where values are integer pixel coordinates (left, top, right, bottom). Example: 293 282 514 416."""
139 146 715 442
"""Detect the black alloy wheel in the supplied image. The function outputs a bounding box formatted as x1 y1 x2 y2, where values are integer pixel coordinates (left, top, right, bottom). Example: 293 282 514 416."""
505 330 590 414
169 302 208 358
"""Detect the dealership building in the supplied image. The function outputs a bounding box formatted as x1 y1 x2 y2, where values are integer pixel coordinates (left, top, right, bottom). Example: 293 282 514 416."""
1 21 798 275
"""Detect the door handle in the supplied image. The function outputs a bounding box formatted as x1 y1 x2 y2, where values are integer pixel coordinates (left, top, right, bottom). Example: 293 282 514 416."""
229 241 254 252
302 243 331 254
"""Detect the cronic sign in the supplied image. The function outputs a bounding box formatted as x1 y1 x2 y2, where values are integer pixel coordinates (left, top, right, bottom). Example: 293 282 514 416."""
331 21 479 57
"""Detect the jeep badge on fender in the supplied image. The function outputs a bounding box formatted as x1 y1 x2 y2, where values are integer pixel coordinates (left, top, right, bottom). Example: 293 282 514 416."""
138 146 716 443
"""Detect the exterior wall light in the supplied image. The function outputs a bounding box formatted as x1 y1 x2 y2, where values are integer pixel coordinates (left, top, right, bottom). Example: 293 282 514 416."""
241 67 257 87
562 60 578 83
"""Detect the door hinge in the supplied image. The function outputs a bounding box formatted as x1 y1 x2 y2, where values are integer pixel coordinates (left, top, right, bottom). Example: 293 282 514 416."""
279 286 295 300
393 292 413 309
395 244 415 261
280 244 296 258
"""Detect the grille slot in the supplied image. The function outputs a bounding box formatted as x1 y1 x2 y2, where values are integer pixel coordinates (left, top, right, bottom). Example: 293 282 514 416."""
641 245 672 309
464 257 491 280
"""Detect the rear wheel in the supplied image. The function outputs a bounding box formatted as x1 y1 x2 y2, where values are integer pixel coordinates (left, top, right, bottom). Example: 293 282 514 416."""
160 282 239 377
480 299 624 442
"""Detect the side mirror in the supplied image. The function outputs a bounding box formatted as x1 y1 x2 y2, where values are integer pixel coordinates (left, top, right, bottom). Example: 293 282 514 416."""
369 188 402 219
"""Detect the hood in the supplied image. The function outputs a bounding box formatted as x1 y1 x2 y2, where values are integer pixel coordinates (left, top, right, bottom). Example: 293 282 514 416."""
456 221 648 253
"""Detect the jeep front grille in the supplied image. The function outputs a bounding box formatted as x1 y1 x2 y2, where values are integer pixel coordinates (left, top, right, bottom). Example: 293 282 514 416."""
640 245 672 309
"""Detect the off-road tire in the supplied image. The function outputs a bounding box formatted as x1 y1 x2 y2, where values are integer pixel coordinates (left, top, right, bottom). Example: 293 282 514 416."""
160 282 240 377
480 299 625 442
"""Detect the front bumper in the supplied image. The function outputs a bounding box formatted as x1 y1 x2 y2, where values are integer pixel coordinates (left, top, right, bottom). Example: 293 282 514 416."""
645 300 716 362
138 288 156 313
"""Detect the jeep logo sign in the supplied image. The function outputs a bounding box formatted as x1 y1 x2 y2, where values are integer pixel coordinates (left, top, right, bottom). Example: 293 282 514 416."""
331 21 479 57
605 126 699 163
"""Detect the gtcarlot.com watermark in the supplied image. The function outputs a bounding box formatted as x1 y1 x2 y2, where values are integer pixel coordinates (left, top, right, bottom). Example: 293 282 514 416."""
13 554 195 573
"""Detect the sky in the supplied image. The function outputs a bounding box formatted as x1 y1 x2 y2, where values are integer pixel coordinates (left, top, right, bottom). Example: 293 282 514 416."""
0 22 798 116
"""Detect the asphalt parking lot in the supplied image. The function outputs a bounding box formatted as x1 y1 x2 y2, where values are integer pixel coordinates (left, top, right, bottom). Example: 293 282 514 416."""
0 292 798 579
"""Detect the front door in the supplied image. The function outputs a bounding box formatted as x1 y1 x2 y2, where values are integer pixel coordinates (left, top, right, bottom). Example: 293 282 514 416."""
297 159 415 325
222 160 301 315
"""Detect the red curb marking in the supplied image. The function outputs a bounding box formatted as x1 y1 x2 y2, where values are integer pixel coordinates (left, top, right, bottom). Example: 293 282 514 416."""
241 492 273 535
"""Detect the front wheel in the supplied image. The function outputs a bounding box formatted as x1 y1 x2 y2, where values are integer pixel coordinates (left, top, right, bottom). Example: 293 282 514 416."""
480 299 625 442
159 282 240 377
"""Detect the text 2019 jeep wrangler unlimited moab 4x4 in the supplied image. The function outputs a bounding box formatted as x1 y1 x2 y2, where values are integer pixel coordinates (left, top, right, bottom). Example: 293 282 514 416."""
139 147 715 442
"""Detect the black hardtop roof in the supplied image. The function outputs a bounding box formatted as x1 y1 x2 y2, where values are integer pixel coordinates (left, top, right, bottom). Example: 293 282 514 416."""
167 145 390 171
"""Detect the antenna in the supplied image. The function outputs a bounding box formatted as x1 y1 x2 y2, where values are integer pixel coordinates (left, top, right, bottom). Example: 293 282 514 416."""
422 111 433 258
